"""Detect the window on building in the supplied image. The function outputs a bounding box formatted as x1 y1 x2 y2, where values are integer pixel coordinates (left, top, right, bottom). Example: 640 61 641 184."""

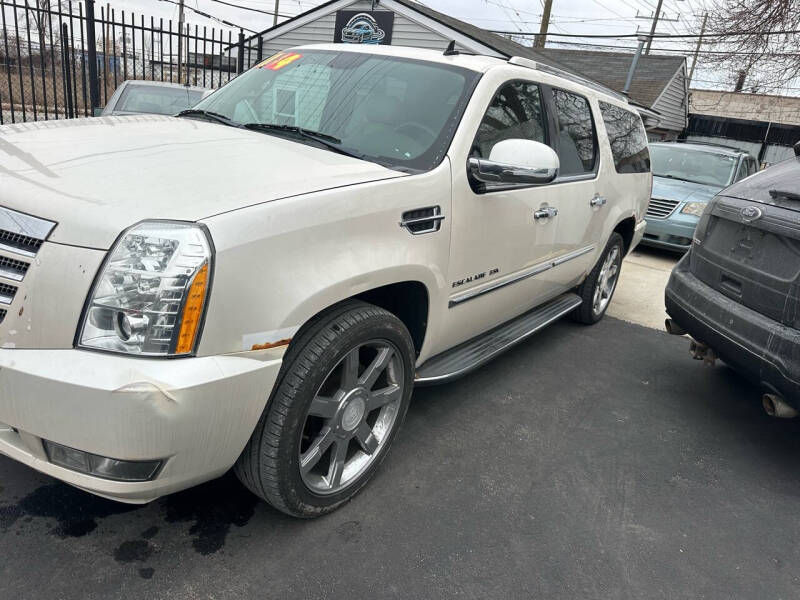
599 101 651 174
552 89 597 176
471 81 547 159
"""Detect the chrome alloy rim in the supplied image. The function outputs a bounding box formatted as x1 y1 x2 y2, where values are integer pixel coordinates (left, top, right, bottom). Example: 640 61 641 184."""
592 245 621 316
298 340 405 495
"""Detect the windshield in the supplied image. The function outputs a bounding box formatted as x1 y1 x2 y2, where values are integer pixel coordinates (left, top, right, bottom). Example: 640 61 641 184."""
192 50 480 171
650 145 738 187
116 85 204 115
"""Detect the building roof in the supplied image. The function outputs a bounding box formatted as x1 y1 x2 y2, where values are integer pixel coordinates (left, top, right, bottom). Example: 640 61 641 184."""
389 0 576 73
535 49 685 107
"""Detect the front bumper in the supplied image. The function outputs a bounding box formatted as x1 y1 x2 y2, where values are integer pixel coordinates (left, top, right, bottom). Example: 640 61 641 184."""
665 258 800 404
642 213 698 252
0 347 283 503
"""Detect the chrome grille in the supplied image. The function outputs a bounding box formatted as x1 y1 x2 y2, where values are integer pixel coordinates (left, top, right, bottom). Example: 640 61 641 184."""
0 282 17 304
0 230 44 257
0 256 30 281
0 207 57 319
646 198 681 219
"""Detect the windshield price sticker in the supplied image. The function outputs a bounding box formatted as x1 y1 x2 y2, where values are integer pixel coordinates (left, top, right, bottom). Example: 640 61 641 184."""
257 52 303 71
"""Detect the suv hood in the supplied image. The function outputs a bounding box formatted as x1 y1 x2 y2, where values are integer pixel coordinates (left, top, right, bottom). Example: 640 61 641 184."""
652 175 721 204
0 115 404 248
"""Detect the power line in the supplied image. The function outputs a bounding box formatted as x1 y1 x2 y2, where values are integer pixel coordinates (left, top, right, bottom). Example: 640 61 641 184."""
488 28 800 39
207 0 292 18
157 0 257 32
548 40 800 57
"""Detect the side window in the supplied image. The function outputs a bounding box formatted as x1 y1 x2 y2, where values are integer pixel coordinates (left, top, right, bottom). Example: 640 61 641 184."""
599 101 651 174
552 89 597 176
472 81 546 159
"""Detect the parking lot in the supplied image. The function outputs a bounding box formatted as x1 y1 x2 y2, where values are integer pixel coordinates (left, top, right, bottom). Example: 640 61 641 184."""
1 248 799 599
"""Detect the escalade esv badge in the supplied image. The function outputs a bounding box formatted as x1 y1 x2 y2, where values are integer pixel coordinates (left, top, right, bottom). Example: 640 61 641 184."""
740 206 763 223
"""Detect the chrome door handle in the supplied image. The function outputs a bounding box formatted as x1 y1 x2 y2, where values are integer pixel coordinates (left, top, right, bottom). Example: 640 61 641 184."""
591 194 607 207
534 206 558 220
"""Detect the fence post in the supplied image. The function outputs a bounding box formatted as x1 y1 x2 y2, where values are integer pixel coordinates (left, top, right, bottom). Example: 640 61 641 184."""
85 0 100 113
257 36 263 61
237 30 244 74
61 23 74 118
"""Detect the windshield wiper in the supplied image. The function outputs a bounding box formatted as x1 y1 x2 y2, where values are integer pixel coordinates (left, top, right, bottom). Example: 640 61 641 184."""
242 123 367 161
176 109 242 128
769 189 800 201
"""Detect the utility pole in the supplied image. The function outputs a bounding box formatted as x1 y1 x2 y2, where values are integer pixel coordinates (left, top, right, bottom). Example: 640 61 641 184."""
273 0 279 26
177 0 184 84
645 0 664 55
623 34 650 96
535 0 553 48
687 12 708 86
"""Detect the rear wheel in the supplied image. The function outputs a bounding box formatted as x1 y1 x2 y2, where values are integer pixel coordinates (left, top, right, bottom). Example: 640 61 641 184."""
235 301 415 518
571 232 624 324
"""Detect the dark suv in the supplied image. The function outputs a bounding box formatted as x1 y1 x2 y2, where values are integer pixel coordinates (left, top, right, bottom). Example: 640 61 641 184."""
665 142 800 413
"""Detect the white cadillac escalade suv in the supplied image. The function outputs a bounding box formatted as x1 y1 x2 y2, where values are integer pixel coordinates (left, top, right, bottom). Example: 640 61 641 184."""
0 44 650 517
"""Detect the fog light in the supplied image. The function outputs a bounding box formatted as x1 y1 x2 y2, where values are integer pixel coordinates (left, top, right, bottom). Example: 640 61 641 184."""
43 440 162 482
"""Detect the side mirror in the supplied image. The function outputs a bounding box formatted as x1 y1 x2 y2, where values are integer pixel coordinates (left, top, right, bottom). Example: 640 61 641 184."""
468 139 560 187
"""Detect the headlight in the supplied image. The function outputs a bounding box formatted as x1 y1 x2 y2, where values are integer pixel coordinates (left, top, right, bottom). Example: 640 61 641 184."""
78 221 213 356
681 201 707 217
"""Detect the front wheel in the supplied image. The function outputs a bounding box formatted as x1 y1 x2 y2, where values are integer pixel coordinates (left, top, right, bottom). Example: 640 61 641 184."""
571 232 624 324
234 301 415 518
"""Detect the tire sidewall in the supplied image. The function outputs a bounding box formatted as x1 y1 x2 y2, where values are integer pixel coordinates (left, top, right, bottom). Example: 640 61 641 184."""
587 233 624 323
272 311 415 514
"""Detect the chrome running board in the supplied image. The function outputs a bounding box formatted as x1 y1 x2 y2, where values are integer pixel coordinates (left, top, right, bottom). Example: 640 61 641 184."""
414 293 582 385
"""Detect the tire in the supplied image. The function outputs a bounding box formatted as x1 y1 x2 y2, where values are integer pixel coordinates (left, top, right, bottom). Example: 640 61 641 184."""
571 232 624 325
234 300 415 518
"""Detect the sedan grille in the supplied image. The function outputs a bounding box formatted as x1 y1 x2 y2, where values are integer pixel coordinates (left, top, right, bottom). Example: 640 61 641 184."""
646 198 681 219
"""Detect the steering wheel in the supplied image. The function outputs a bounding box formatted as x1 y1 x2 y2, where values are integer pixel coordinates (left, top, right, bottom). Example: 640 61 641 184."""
393 121 437 146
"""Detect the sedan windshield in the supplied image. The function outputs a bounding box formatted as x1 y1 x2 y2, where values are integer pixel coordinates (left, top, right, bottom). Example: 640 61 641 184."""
192 50 480 171
650 145 738 187
116 85 205 115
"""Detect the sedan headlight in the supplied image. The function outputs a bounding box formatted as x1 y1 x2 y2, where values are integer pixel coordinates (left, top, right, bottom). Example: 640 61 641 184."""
78 221 213 356
681 201 707 217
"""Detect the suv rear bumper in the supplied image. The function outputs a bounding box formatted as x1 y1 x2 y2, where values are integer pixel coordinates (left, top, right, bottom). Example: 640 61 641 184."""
0 348 282 503
666 258 800 405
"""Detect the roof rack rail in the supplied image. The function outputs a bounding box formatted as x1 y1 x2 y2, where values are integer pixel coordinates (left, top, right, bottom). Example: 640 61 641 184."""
507 56 628 102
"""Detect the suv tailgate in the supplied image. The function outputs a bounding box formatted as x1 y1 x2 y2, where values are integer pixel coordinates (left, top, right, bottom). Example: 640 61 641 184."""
690 193 800 329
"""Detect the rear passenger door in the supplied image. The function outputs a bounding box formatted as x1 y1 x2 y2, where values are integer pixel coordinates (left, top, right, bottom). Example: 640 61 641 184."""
537 86 605 283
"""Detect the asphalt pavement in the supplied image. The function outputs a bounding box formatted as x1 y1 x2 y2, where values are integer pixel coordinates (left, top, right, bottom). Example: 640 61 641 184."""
2 316 799 600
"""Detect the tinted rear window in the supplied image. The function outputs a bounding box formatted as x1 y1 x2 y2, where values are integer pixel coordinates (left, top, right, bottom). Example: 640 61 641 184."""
553 89 597 176
723 157 800 211
599 101 650 174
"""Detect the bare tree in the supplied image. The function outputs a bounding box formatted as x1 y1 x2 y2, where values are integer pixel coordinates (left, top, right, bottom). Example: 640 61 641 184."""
704 0 800 92
22 0 66 60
